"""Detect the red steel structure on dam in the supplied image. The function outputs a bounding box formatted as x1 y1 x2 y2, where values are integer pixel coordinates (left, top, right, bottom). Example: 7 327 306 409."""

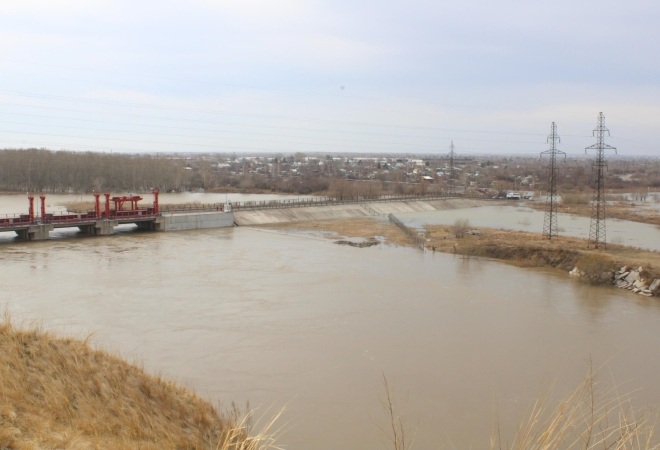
0 189 161 240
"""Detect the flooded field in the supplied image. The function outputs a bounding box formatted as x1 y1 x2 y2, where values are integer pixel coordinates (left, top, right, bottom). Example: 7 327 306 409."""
397 203 660 251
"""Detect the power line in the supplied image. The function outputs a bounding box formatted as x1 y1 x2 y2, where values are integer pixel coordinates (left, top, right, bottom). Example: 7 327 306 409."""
0 90 550 137
0 118 545 152
0 105 553 150
0 59 503 110
6 90 648 156
447 141 456 194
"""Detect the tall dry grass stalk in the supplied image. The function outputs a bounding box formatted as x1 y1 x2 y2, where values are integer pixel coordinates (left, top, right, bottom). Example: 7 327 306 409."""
377 374 415 450
492 367 658 450
0 315 282 450
214 405 285 450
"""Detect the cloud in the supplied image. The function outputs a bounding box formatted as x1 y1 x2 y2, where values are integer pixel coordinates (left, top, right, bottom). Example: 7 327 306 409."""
0 0 659 155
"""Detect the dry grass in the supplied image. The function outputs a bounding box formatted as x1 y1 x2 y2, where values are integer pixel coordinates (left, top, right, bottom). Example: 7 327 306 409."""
425 226 660 283
377 374 414 450
492 367 658 450
561 193 591 205
0 316 280 450
62 200 97 213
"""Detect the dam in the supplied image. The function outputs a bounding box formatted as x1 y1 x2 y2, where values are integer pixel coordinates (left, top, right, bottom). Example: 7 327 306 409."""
0 190 234 240
0 192 492 241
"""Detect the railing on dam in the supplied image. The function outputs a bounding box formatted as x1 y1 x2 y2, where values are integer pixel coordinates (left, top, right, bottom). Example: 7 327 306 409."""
159 203 227 213
152 192 490 214
388 214 426 250
0 211 157 228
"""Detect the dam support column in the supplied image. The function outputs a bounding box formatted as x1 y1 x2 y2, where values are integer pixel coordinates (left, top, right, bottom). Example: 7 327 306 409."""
137 218 164 231
16 224 54 241
40 195 46 220
28 195 35 222
94 192 101 218
104 193 110 217
79 220 118 236
152 188 159 214
95 219 118 236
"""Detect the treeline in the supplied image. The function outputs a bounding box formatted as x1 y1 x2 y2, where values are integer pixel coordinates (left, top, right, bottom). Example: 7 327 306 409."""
0 149 187 193
0 148 337 195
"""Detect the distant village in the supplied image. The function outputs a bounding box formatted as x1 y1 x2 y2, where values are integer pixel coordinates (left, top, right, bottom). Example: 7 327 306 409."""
176 151 658 196
0 148 657 195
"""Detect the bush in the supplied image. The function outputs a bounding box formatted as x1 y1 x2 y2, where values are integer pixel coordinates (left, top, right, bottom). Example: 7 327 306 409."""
576 253 615 283
452 218 470 238
561 193 591 205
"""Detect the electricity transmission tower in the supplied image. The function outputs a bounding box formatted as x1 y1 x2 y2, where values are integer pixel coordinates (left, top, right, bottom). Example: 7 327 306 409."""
540 122 565 239
447 141 456 195
585 112 616 249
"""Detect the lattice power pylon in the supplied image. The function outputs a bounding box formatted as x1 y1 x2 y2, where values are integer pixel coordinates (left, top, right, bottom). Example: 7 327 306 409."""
585 112 616 249
447 141 456 195
540 122 565 239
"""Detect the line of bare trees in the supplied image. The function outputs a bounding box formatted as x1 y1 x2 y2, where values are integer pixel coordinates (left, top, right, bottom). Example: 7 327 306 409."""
0 149 337 195
0 149 396 196
0 149 187 193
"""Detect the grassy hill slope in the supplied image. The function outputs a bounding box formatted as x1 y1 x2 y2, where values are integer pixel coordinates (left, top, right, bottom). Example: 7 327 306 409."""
0 319 273 450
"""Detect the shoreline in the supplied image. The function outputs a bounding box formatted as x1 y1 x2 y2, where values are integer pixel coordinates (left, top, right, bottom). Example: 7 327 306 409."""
266 218 660 297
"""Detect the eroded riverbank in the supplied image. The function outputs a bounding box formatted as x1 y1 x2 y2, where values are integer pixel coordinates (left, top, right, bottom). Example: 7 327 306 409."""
266 217 660 297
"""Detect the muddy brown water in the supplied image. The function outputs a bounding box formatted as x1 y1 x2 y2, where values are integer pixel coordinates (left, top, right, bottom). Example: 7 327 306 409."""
2 194 660 449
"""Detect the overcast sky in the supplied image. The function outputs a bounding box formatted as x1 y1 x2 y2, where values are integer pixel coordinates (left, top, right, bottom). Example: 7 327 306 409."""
1 0 659 156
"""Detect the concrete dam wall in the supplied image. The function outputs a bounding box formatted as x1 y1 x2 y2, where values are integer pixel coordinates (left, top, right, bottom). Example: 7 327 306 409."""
233 198 492 226
158 211 235 231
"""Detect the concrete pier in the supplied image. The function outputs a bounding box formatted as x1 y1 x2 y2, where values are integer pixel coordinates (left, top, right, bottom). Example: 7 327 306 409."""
137 220 162 232
78 220 119 236
15 224 54 241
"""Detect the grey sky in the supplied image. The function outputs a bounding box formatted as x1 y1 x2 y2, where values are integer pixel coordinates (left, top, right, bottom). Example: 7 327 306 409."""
1 0 658 155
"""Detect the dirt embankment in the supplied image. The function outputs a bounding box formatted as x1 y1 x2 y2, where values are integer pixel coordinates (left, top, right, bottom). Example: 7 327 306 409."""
268 218 660 295
425 225 660 277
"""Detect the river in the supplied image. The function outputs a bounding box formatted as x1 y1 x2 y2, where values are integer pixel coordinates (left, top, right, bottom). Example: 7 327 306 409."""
1 194 660 449
398 204 660 251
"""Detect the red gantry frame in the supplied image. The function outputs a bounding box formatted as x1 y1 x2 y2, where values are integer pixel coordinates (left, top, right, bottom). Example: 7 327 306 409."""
0 190 161 227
